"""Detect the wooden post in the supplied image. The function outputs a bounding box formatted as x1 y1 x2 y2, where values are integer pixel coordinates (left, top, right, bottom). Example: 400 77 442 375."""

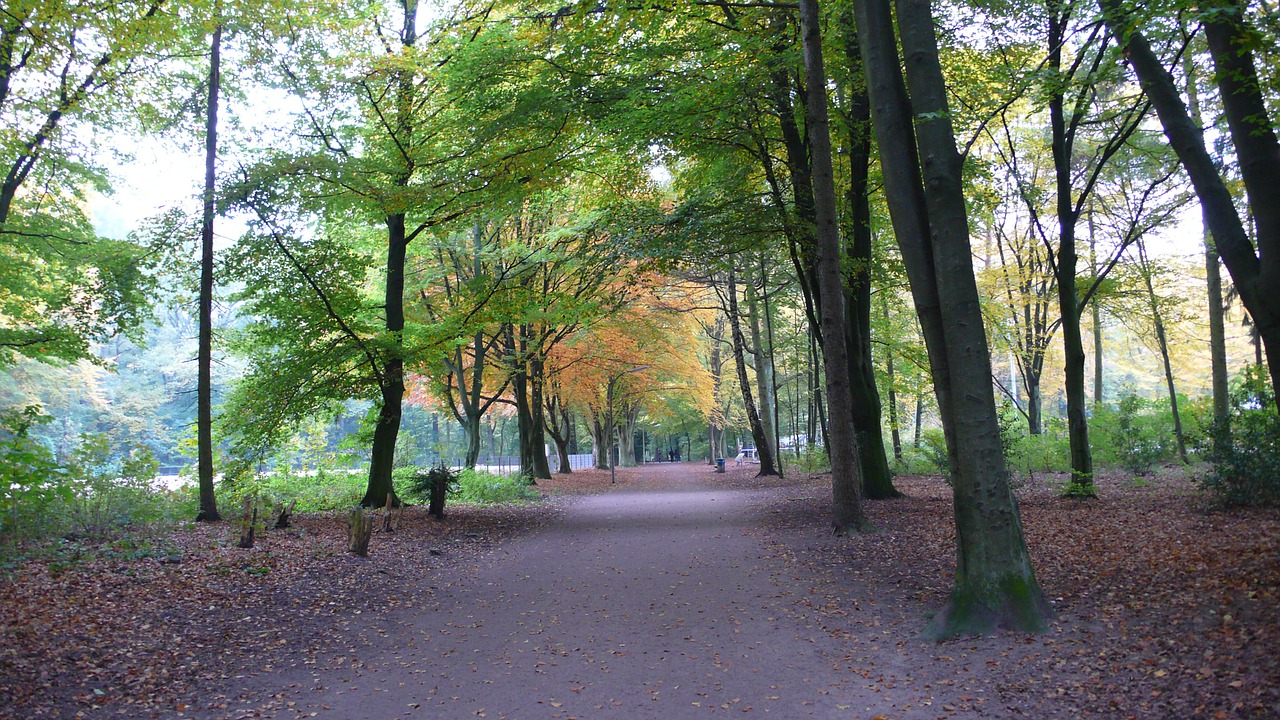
237 497 256 549
348 507 372 556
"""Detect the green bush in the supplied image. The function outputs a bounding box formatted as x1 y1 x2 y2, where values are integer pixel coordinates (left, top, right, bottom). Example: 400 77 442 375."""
59 430 175 532
59 434 176 538
1014 424 1071 474
889 442 938 474
0 406 66 544
1092 392 1164 475
453 468 539 504
789 445 831 475
1200 366 1280 507
919 428 950 475
397 464 458 503
252 467 365 512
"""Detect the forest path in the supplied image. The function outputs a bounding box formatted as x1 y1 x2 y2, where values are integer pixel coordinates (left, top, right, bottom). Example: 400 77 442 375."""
261 462 940 720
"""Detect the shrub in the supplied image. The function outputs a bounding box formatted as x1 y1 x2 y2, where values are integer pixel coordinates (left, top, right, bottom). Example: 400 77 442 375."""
0 406 66 543
1015 424 1071 474
791 445 831 475
60 433 174 538
1200 366 1280 507
919 428 950 476
453 468 539 504
397 464 459 502
889 442 937 475
1105 393 1164 475
254 467 365 513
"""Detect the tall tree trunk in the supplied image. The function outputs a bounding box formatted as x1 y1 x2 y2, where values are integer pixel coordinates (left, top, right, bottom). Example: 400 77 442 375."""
361 0 417 508
840 11 899 499
462 411 482 469
1047 0 1094 494
913 395 923 448
545 399 573 474
196 24 222 523
884 328 904 462
508 325 550 481
727 266 781 476
767 65 824 336
362 214 406 508
1098 0 1280 408
1025 380 1043 436
799 0 864 529
746 265 778 460
709 317 725 463
619 405 639 467
590 411 610 469
1138 241 1189 464
856 0 1048 635
1182 48 1230 424
528 354 552 480
1090 209 1105 410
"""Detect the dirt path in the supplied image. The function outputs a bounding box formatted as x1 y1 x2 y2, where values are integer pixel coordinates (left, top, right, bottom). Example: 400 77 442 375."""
245 463 928 720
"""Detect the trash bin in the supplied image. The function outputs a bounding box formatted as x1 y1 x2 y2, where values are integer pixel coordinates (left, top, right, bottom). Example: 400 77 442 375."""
715 458 726 473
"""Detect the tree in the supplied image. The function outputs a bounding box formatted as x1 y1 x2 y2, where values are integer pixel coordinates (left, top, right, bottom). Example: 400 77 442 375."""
1096 0 1280 410
195 18 223 522
1 0 172 368
724 263 781 477
852 0 1050 635
225 0 578 503
798 0 864 530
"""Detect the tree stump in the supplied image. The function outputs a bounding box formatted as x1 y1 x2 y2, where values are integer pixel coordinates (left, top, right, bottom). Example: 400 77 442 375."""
381 492 398 533
347 507 372 556
428 471 448 519
237 497 256 549
274 500 297 530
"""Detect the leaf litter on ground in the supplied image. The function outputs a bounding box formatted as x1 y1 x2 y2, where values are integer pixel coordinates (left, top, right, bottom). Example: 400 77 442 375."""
1 464 1276 719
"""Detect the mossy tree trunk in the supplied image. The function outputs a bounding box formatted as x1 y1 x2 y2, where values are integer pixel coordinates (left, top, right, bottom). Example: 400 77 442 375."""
854 0 1050 635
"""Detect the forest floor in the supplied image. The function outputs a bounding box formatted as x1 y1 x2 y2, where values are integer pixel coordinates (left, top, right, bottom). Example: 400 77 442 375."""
1 462 1277 720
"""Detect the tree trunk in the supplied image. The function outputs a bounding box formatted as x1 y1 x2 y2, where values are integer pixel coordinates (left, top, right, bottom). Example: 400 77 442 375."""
1138 241 1189 464
589 411 610 469
361 212 406 508
196 24 223 523
727 267 781 477
1182 49 1230 424
528 354 552 480
840 12 899 499
885 340 903 462
509 328 546 481
237 497 255 549
746 265 778 460
427 470 448 519
1047 1 1094 494
361 0 417 508
347 507 372 556
1025 378 1043 437
913 395 923 447
760 256 785 473
462 411 482 469
544 400 574 474
709 317 726 462
618 405 639 467
1090 210 1105 410
856 0 1048 635
799 0 864 529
